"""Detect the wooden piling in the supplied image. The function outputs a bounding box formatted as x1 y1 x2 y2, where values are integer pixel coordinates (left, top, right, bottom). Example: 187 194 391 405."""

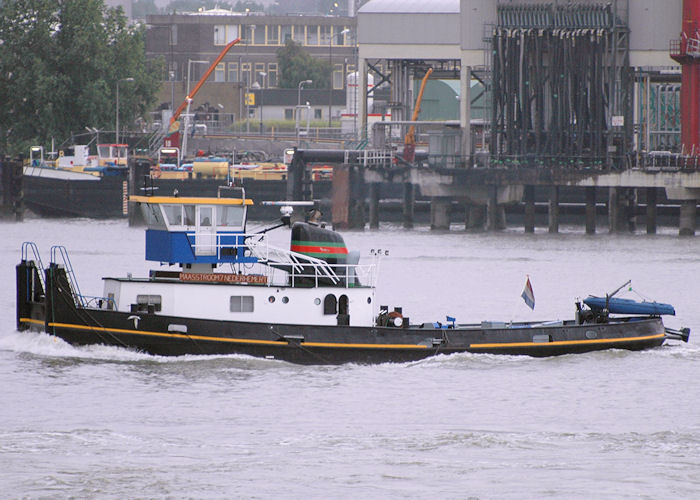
646 187 657 234
585 186 596 234
368 182 380 230
548 185 559 233
403 182 414 229
679 200 696 236
524 185 535 233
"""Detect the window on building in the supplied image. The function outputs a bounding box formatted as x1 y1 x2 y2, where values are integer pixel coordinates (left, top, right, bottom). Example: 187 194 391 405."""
171 25 177 45
255 63 265 86
214 24 238 45
284 108 294 120
267 25 279 45
228 62 239 82
293 25 305 44
320 25 331 46
230 295 254 313
214 25 226 45
314 108 322 120
254 25 265 45
307 25 319 46
214 63 225 82
267 63 278 87
333 63 344 90
244 24 256 44
281 25 292 43
338 26 350 45
136 294 162 312
241 62 251 86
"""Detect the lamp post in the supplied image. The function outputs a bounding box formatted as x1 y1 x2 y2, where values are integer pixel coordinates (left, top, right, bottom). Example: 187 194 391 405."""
297 79 312 141
328 28 350 129
245 24 256 134
258 71 266 134
116 77 134 144
187 59 209 98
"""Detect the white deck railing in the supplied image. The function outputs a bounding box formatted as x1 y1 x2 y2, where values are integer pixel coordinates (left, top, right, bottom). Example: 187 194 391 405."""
186 231 378 288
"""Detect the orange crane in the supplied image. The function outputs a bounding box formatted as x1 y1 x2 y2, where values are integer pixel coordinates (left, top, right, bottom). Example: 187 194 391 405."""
403 67 433 162
165 37 241 149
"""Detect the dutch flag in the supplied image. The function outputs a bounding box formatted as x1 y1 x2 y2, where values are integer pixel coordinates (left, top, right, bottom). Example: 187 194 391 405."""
521 276 535 310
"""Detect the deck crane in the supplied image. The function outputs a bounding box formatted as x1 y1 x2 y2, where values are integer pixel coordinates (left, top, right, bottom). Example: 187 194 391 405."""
403 67 433 162
165 37 241 158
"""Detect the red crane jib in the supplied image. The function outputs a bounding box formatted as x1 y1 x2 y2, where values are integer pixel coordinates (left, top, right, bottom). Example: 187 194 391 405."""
169 37 241 126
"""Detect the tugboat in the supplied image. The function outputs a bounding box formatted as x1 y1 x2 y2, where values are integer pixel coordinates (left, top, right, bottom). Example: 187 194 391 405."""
15 189 690 365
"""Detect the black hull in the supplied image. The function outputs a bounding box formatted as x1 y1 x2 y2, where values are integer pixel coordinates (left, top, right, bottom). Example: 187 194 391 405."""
16 261 668 365
23 175 128 218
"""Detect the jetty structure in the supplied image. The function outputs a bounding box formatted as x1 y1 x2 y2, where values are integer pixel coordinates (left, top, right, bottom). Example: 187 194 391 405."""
316 0 700 235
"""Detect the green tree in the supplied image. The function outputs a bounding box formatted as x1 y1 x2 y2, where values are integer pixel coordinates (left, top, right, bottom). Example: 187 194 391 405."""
0 0 162 155
276 39 330 89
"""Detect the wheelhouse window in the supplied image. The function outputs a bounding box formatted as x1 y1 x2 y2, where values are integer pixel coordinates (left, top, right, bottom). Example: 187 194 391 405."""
162 204 182 226
142 203 166 228
230 296 254 312
161 204 195 228
136 294 162 312
199 206 213 227
217 205 245 228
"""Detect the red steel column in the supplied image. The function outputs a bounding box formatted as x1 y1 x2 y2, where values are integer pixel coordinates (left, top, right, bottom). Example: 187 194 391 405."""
680 0 700 154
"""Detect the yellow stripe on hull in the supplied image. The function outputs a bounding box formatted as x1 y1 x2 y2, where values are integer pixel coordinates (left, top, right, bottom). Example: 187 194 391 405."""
469 332 665 349
19 317 45 326
44 321 428 350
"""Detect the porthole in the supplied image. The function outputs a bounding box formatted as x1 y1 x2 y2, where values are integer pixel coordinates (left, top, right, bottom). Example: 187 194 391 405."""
282 296 289 304
367 297 372 304
268 296 275 303
314 298 321 305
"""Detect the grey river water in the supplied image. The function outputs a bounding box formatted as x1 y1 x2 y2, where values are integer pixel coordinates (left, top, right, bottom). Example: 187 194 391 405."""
2 217 700 498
